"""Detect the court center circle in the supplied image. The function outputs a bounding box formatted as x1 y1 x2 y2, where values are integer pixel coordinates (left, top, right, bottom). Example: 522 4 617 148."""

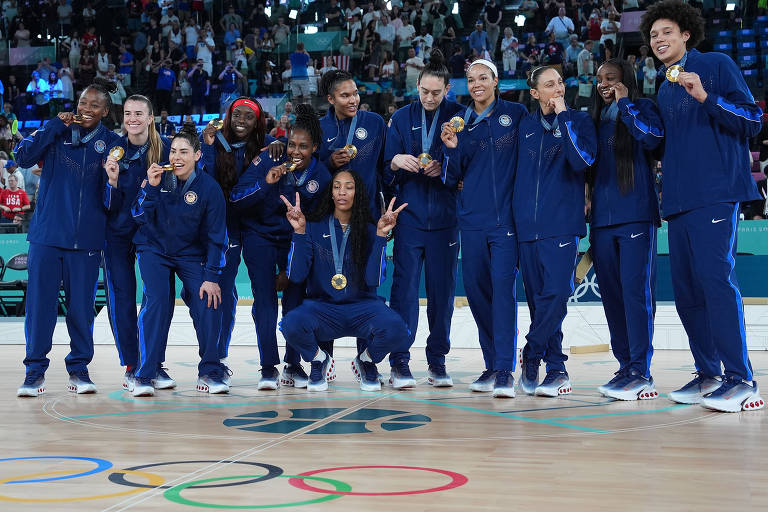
289 465 468 496
0 456 113 484
163 475 351 509
109 460 283 490
0 470 163 502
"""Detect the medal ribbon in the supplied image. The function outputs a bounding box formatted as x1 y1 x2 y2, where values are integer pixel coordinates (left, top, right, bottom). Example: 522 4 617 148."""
72 123 102 147
330 112 359 151
285 156 317 187
463 99 496 127
120 141 149 170
600 101 619 123
540 112 560 133
421 105 441 155
328 215 350 280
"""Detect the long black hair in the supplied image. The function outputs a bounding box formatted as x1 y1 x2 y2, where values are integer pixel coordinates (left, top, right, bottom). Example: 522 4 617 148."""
590 58 640 195
308 169 373 279
291 103 322 146
418 49 449 85
215 96 266 198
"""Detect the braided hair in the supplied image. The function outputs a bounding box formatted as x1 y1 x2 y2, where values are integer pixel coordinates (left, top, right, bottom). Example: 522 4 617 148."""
291 103 322 146
308 169 373 279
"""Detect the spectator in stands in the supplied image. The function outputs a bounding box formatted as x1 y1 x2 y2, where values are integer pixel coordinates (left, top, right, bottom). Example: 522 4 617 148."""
189 59 210 116
26 72 49 120
220 5 243 32
3 76 19 110
59 59 75 104
587 9 603 48
196 28 215 75
756 113 768 173
218 62 242 115
282 101 296 125
2 160 24 193
546 6 576 49
484 0 503 58
184 20 200 59
325 0 344 30
377 15 396 54
79 48 96 88
0 173 29 225
47 72 64 117
404 47 424 93
544 33 565 74
380 50 399 92
18 163 40 202
578 40 596 77
469 21 490 58
13 21 30 47
2 104 17 125
501 28 519 78
397 13 416 48
601 11 621 46
0 117 19 154
273 17 290 46
82 1 96 25
155 59 176 113
224 22 240 48
521 0 539 27
97 44 110 78
157 109 176 137
565 35 583 76
413 26 434 61
290 42 311 102
83 25 98 49
262 60 278 93
269 114 291 142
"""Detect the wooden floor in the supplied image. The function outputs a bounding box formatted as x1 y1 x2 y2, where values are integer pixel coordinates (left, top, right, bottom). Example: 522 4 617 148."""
1 344 767 511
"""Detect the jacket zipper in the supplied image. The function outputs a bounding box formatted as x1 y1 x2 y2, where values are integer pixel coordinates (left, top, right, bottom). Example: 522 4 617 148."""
74 147 86 249
534 130 544 240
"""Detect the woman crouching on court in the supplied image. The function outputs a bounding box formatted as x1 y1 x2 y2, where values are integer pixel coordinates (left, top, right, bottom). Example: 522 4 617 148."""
130 127 229 396
279 170 411 392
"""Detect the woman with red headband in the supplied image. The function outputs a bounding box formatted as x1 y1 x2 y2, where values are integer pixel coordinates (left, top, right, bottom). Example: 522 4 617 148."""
200 96 283 385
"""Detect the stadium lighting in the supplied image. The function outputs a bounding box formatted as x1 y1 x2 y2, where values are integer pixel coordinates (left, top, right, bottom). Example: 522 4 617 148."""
289 9 298 20
265 6 271 17
515 14 526 27
386 1 392 10
305 26 319 34
725 2 736 11
452 3 459 15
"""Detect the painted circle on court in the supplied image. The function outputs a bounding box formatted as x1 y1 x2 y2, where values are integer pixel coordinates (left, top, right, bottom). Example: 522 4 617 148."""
163 474 350 509
0 456 112 484
108 460 282 489
289 465 468 496
0 470 163 502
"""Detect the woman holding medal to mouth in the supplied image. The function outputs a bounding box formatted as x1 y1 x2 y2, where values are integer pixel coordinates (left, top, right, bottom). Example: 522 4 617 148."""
384 49 464 389
639 1 763 412
16 78 122 397
513 66 596 399
440 59 528 398
230 104 331 390
279 170 410 392
200 97 283 384
102 95 173 393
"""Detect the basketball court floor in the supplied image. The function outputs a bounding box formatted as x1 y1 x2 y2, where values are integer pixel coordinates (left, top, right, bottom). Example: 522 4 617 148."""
1 303 766 511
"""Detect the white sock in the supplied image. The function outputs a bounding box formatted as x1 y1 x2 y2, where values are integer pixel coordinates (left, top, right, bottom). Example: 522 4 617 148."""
359 349 373 363
312 349 326 362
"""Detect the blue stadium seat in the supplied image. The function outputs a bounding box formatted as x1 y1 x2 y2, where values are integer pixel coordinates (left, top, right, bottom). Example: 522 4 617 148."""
713 42 733 53
736 28 755 41
759 39 768 51
202 114 218 122
167 115 181 123
737 41 757 52
737 53 759 69
23 120 41 130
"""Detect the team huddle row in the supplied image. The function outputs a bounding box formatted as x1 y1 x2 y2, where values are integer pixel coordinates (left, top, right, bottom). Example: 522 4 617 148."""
13 2 766 414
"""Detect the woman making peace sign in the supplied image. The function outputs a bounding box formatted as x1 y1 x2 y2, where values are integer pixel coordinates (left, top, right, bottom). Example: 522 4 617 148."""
278 170 411 393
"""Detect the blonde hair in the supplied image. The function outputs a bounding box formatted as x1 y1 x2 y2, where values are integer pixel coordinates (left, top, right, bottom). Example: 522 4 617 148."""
124 95 163 166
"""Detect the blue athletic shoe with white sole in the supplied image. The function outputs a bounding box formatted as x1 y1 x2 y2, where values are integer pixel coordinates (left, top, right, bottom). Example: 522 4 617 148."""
308 352 336 392
535 371 571 397
281 364 309 388
196 370 230 394
427 364 453 387
700 377 765 413
132 377 155 397
492 371 516 398
469 369 496 392
67 370 97 394
390 359 416 389
123 367 136 392
668 372 721 404
519 359 540 395
258 366 280 390
153 366 176 390
603 370 658 401
17 371 46 397
597 368 628 396
353 356 381 392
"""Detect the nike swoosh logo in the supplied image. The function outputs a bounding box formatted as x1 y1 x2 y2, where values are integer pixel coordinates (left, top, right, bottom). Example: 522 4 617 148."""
326 136 337 142
411 126 421 131
228 244 240 249
525 132 534 138
630 233 644 239
88 251 99 256
160 189 171 193
712 218 726 224
506 232 514 236
468 125 480 132
323 234 331 238
449 241 457 246
559 242 571 247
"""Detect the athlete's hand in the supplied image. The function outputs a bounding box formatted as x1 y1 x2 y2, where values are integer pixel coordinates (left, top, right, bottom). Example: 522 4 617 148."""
457 179 464 191
377 197 407 237
391 153 420 173
440 123 458 148
677 71 707 103
199 281 222 309
147 163 165 187
202 122 217 145
280 192 306 234
330 148 352 168
549 95 567 114
275 270 289 292
423 159 442 177
264 140 285 160
58 112 75 126
612 82 628 100
104 158 120 187
265 164 287 184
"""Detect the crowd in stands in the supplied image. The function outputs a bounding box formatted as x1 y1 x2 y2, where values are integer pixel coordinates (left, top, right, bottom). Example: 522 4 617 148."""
0 0 765 221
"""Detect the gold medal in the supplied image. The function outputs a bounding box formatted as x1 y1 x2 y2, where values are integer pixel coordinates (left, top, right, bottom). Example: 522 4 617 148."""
284 161 297 172
666 65 683 83
161 164 175 172
108 146 125 161
72 114 85 124
448 116 465 133
212 118 224 130
343 144 357 158
417 153 433 169
331 273 347 290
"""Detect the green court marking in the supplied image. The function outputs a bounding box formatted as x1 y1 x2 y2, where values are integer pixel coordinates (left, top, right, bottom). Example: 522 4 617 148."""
546 404 691 421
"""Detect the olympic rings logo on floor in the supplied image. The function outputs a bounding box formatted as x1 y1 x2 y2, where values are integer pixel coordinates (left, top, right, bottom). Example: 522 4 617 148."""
0 457 469 507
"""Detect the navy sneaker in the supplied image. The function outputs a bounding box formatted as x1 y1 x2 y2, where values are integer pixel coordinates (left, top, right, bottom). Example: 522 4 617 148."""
427 364 453 387
197 368 230 394
469 369 496 392
281 364 309 388
597 368 628 396
123 366 136 392
668 372 721 404
492 371 516 398
701 377 764 413
535 370 571 397
389 359 416 389
308 351 335 392
519 358 540 395
67 369 97 394
17 370 46 397
354 356 381 392
603 370 658 401
132 377 155 397
153 366 176 389
258 366 280 390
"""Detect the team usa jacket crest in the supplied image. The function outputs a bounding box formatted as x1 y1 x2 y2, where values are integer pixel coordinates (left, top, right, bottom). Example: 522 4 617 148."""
441 98 528 230
14 117 122 250
513 108 597 242
319 107 386 217
229 149 331 241
383 98 465 230
656 49 762 216
287 218 387 303
591 98 663 228
131 168 227 283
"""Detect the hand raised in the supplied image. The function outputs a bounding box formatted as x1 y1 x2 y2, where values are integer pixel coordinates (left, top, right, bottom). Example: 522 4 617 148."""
280 192 306 234
377 197 407 236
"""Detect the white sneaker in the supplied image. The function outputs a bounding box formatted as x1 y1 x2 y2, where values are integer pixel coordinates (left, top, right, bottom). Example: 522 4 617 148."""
153 367 176 390
196 374 230 394
280 365 309 388
603 371 659 401
427 364 453 387
668 373 721 404
258 366 280 390
132 377 155 397
535 371 571 397
701 378 765 413
67 371 97 394
469 370 496 392
492 371 516 398
123 367 136 392
17 373 46 397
